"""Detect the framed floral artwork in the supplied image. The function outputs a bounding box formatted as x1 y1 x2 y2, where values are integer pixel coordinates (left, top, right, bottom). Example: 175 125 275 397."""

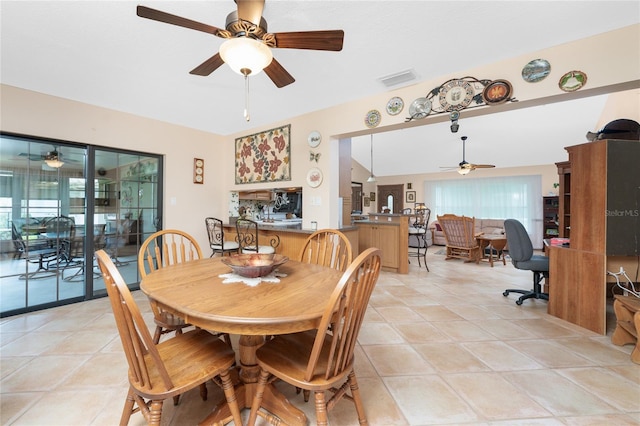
364 196 370 207
235 124 291 184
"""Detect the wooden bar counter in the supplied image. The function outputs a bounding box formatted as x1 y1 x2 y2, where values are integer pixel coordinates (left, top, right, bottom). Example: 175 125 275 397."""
223 223 359 260
354 213 409 274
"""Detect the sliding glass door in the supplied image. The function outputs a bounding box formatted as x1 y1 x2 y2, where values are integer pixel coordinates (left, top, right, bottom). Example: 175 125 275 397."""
0 133 162 316
92 148 162 296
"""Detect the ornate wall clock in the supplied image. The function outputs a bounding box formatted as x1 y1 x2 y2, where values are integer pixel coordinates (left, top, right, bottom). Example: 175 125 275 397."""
193 158 204 184
438 79 475 112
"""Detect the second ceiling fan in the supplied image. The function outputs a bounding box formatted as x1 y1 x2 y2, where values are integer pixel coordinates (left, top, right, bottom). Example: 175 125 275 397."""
441 136 496 175
137 0 344 88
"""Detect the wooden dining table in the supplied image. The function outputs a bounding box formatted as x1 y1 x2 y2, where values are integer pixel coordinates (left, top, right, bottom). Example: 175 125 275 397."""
140 256 344 426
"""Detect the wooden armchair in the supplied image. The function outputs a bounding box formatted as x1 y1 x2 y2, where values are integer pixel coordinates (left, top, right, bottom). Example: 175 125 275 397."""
437 214 481 263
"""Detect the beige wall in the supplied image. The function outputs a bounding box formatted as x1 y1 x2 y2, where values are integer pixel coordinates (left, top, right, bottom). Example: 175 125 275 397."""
2 24 639 242
0 86 225 250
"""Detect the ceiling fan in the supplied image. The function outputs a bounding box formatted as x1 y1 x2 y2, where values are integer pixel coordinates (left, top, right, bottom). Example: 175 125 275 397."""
441 136 496 175
136 0 344 88
17 147 77 168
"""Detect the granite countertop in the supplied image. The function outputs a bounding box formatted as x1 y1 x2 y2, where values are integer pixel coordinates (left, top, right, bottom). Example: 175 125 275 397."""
353 220 400 226
224 223 357 234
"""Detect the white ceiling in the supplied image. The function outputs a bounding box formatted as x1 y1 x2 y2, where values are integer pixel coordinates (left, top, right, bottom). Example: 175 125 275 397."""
1 1 638 175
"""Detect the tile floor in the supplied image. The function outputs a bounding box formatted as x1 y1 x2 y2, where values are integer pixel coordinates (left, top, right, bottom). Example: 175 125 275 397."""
1 250 639 425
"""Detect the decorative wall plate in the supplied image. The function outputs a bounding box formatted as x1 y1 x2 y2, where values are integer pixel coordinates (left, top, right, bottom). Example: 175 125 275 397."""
522 59 551 83
365 109 381 128
438 79 475 112
307 130 322 148
559 70 587 92
386 96 404 115
306 167 323 188
409 97 432 119
482 79 513 105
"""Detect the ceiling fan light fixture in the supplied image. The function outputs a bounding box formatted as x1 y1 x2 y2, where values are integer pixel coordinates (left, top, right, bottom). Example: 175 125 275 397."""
219 37 273 76
458 167 471 175
44 151 64 168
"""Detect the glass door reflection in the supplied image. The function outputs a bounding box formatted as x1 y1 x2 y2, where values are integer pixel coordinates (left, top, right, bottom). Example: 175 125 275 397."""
93 149 161 295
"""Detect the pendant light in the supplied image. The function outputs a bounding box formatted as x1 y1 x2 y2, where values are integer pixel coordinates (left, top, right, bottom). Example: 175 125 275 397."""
367 134 376 183
219 37 273 122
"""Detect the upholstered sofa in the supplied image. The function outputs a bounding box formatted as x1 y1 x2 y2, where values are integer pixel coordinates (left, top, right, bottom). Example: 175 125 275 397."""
428 218 506 246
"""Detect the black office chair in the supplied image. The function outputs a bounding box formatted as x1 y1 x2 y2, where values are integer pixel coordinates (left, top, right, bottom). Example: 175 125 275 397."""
503 219 549 305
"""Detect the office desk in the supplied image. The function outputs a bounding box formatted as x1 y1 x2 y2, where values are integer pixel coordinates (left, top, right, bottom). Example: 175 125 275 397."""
141 257 343 425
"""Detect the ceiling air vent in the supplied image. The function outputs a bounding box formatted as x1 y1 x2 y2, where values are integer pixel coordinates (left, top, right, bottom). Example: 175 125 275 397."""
378 69 418 88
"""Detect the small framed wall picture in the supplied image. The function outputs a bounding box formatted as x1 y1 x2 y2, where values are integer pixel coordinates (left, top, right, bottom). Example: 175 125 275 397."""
369 192 376 202
363 196 370 207
193 158 204 184
406 191 416 203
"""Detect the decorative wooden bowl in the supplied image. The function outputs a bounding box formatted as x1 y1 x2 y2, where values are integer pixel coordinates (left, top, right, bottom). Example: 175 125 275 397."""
221 253 289 278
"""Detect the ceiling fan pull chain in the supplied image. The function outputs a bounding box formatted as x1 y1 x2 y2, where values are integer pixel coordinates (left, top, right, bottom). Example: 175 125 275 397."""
244 74 250 122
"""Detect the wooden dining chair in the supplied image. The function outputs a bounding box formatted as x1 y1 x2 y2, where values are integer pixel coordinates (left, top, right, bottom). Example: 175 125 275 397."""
205 217 239 257
138 230 231 349
138 229 204 345
295 228 353 400
298 229 353 273
247 248 382 426
437 214 481 263
96 250 242 426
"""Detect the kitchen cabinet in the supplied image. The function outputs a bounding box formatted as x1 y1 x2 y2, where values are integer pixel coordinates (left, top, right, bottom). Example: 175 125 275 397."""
238 191 272 201
356 214 408 274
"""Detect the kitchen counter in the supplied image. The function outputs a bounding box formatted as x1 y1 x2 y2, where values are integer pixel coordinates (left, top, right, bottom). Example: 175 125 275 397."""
253 218 303 228
223 223 358 258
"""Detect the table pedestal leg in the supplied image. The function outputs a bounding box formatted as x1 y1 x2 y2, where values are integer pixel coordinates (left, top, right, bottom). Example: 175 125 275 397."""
199 335 307 426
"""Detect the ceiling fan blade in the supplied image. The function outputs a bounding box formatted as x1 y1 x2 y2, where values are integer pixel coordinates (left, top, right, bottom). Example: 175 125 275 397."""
264 58 295 88
190 53 225 76
236 0 265 26
470 164 496 169
136 5 226 37
18 153 45 161
272 30 344 51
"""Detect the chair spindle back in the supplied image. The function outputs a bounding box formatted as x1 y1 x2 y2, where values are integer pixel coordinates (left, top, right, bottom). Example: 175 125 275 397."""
298 229 353 272
96 250 174 392
305 248 381 382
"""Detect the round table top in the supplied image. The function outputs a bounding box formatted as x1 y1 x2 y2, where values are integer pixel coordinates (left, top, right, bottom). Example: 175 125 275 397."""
140 257 343 335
